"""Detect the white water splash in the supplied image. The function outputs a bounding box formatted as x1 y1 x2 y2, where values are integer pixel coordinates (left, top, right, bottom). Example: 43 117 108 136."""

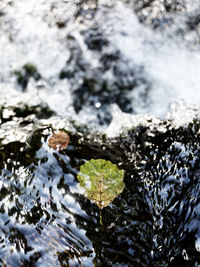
0 0 200 133
108 1 200 117
106 100 200 137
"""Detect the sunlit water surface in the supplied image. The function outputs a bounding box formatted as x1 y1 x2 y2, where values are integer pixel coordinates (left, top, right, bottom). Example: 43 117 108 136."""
0 0 200 266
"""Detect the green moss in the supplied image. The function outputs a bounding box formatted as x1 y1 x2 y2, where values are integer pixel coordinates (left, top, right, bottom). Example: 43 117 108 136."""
13 63 41 91
23 63 38 75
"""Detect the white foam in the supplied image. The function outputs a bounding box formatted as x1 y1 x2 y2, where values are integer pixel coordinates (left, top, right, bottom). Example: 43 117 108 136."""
108 1 200 117
106 104 161 137
0 0 200 133
106 101 200 137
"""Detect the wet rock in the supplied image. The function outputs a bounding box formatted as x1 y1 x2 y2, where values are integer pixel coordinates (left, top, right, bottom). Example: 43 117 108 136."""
0 103 200 265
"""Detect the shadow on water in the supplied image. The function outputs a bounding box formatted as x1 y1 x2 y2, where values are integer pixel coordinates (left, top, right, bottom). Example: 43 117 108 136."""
0 105 200 266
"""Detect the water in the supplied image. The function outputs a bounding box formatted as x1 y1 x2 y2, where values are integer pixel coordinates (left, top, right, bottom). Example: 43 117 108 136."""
1 0 200 126
0 0 200 266
0 114 198 265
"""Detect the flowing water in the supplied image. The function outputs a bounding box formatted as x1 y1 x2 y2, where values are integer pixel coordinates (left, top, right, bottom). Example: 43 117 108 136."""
0 0 200 266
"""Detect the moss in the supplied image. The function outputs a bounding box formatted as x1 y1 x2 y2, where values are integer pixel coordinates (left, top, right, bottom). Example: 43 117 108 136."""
23 63 38 76
13 63 42 91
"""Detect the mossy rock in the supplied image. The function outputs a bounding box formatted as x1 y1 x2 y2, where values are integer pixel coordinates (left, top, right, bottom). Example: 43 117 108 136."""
13 63 42 91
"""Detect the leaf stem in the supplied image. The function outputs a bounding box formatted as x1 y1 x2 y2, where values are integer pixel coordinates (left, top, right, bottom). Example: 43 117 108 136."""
100 209 103 225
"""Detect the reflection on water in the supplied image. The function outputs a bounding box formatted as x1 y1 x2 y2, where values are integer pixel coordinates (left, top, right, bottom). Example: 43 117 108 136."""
0 0 200 266
0 110 199 265
0 137 96 266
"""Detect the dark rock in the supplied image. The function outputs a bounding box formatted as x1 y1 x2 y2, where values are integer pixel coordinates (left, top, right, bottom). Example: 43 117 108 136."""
84 26 109 51
186 13 200 31
100 51 120 71
59 34 149 124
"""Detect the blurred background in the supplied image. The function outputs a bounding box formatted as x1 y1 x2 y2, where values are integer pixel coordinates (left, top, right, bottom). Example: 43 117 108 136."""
1 0 200 129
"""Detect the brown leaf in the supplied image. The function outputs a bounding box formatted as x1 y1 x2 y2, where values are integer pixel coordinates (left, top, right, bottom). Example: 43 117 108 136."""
48 130 69 151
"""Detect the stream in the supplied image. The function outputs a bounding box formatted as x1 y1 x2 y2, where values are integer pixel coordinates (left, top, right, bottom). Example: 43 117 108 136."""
0 0 200 266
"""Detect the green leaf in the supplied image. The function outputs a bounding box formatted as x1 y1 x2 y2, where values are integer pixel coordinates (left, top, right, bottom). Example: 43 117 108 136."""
77 159 124 209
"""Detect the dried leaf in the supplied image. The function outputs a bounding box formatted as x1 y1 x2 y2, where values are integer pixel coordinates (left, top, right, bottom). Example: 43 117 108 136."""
48 130 69 151
77 159 124 209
